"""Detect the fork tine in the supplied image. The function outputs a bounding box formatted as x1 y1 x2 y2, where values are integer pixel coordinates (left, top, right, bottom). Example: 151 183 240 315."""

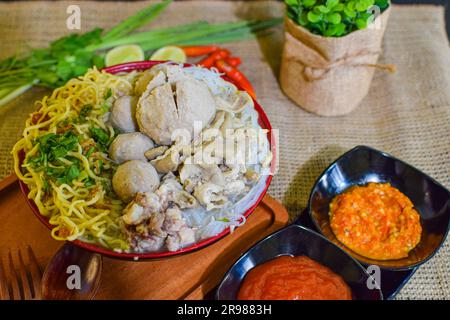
17 249 32 300
8 251 22 300
26 246 42 300
0 258 11 300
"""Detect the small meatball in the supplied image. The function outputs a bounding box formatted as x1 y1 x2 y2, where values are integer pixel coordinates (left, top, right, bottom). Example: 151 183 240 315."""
110 95 139 132
112 160 160 202
109 132 154 164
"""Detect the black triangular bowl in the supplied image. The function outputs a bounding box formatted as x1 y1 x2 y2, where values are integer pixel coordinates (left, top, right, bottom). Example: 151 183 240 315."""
307 145 450 270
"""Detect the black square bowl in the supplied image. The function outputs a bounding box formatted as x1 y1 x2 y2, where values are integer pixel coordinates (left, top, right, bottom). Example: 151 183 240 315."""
308 145 450 270
216 224 383 300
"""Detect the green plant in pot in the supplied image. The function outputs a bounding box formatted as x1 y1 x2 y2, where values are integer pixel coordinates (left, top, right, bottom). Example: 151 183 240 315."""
280 0 393 116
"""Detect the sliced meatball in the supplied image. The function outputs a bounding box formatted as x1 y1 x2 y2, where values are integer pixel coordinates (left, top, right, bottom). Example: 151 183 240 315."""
136 78 217 145
141 71 166 97
112 160 160 202
134 68 166 96
109 95 139 133
109 132 154 164
136 83 179 145
176 79 216 128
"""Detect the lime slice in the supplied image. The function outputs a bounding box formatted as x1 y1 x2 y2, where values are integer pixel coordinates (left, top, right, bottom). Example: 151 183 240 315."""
105 45 145 67
150 46 186 63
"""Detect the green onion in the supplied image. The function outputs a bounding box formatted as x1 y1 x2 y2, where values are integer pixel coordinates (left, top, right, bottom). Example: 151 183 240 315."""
85 147 95 158
139 19 282 51
102 0 173 42
87 21 209 51
0 81 36 110
0 0 282 108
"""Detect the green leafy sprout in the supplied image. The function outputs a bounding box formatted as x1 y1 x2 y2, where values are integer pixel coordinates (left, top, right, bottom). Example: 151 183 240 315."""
285 0 389 37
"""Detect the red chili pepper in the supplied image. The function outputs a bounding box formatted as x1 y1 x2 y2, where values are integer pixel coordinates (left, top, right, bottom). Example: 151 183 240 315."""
215 59 256 100
181 45 219 57
197 49 230 68
225 56 242 67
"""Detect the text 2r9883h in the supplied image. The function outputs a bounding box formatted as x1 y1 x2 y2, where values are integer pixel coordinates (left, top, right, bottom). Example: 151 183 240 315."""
221 304 272 315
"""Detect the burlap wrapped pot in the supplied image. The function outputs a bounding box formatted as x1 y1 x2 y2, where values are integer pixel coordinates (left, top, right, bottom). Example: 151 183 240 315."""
280 7 393 116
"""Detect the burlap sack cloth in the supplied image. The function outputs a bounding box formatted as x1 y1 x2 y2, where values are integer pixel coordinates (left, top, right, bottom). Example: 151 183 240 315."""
0 1 449 299
280 8 393 116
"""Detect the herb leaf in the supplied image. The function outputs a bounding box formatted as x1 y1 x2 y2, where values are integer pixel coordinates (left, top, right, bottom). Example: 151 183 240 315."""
27 131 82 187
285 0 389 37
90 126 114 152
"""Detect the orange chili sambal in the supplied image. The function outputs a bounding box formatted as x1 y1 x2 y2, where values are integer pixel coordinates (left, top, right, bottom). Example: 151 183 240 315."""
237 256 352 300
330 182 422 260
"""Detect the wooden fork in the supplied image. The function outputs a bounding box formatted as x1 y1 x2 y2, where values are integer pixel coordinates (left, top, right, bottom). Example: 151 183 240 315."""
0 246 42 300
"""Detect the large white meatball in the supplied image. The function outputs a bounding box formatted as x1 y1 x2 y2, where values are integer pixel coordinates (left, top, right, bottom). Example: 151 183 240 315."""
112 160 160 202
110 95 139 132
109 132 154 164
136 69 216 145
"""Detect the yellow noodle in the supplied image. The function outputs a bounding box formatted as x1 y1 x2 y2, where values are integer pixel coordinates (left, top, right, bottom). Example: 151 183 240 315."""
12 68 134 251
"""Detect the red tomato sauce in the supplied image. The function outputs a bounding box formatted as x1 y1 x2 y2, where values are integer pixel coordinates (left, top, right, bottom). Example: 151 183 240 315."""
330 183 422 260
237 256 352 300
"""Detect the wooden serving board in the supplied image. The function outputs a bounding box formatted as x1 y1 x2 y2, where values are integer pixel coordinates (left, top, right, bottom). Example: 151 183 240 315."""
0 174 288 300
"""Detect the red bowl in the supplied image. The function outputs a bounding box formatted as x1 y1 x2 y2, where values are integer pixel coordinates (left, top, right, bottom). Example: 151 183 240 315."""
18 61 275 260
